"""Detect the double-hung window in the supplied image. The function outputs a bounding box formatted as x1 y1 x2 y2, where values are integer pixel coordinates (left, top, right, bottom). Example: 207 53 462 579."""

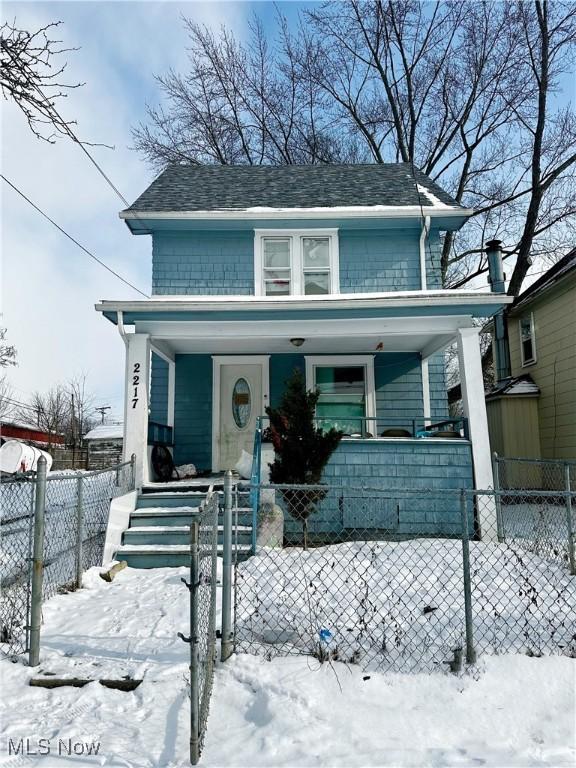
519 313 537 366
255 230 339 296
305 355 376 436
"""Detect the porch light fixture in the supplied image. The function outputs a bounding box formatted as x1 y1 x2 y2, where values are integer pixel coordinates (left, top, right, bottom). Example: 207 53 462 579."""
290 337 305 347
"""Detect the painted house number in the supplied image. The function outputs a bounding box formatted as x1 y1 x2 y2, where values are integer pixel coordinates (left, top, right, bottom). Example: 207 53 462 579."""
132 363 140 408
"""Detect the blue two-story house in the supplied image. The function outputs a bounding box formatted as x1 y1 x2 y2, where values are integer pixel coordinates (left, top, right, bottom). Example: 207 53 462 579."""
97 164 511 547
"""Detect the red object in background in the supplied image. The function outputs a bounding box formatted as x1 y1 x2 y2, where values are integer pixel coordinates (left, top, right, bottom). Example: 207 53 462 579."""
0 422 64 445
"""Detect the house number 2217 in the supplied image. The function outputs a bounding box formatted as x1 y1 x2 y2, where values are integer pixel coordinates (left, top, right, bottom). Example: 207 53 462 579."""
132 363 140 408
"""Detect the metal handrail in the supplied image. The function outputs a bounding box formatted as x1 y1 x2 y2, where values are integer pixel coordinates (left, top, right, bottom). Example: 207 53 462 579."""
249 417 263 554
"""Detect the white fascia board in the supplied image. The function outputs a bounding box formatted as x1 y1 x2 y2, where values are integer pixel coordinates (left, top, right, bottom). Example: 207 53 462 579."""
119 206 473 221
135 316 473 341
96 290 513 316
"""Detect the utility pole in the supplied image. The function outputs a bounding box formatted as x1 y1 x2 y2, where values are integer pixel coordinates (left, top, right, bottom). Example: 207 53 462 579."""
95 405 111 424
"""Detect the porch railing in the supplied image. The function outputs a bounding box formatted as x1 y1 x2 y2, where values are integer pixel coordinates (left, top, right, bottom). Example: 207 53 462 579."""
147 421 174 446
312 416 469 440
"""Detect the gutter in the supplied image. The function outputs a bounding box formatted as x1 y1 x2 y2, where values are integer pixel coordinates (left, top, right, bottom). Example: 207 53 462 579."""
119 207 473 222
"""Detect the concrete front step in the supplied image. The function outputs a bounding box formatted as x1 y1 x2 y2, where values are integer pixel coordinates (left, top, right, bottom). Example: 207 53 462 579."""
130 508 254 528
137 492 251 509
123 525 253 546
137 492 206 509
115 543 252 568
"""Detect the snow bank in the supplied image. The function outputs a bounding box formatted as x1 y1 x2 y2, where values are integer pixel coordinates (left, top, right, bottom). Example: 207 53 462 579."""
236 539 576 671
1 566 574 767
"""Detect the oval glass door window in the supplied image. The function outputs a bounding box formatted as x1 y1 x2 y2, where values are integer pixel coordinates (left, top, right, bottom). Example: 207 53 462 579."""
232 378 251 429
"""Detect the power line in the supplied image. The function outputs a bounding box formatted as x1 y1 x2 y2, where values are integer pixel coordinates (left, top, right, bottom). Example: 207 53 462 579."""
1 174 150 298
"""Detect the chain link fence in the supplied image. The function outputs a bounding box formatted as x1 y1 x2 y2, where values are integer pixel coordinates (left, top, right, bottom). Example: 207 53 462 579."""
493 454 576 572
181 490 219 765
233 483 576 674
494 454 576 491
0 477 35 652
0 458 135 659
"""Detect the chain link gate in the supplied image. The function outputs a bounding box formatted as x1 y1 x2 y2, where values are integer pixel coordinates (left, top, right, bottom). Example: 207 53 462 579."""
180 490 219 765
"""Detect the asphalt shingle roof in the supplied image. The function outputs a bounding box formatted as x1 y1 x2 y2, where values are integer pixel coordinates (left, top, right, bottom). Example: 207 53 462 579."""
124 164 464 213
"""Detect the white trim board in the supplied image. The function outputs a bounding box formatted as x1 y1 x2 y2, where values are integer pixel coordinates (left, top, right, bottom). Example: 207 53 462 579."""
211 355 270 471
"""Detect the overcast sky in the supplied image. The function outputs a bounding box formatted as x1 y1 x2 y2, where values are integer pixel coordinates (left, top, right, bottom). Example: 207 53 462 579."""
1 0 285 420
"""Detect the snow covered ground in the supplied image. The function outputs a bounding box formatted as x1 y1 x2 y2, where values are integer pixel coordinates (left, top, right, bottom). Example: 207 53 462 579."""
1 564 575 767
236 538 576 670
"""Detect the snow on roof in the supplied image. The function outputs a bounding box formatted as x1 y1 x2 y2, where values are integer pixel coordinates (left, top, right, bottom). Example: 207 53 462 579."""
123 163 466 214
84 424 124 441
486 375 540 399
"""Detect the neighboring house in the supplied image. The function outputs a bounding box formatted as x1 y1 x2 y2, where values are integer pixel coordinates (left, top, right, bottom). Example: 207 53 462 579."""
96 164 511 538
0 419 65 447
487 248 576 462
84 423 124 470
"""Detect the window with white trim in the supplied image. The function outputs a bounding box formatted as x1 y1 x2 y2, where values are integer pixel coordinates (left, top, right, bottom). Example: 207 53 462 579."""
519 313 536 366
305 355 376 436
255 230 339 296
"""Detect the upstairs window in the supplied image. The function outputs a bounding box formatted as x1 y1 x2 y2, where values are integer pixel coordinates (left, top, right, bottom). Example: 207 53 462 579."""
255 230 339 296
520 313 536 366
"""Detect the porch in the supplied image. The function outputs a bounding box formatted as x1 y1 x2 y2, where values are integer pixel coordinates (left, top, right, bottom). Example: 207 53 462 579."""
97 291 508 536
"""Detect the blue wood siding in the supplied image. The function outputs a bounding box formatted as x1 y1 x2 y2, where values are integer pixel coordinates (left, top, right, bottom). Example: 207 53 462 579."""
150 353 168 424
152 231 254 295
151 226 441 296
270 354 305 407
173 354 213 470
339 229 421 292
428 353 449 420
282 439 474 540
425 228 443 289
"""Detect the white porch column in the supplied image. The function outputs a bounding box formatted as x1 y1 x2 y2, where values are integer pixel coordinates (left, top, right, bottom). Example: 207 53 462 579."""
456 327 496 538
167 359 175 428
421 358 431 421
123 333 150 489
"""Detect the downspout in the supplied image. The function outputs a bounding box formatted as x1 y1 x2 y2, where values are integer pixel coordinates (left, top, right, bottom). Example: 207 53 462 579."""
486 240 511 382
419 216 431 420
117 311 129 455
419 216 431 290
117 310 128 348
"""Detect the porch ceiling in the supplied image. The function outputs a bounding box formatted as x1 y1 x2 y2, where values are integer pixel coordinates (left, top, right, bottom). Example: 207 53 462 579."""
141 315 469 358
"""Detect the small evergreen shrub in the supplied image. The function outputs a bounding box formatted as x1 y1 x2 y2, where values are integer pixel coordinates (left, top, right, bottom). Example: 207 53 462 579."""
266 369 343 547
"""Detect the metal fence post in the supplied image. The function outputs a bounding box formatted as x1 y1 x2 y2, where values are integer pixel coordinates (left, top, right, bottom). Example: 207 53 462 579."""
75 475 84 589
460 489 476 665
221 470 234 662
492 452 504 542
29 456 47 667
565 464 575 576
189 519 200 765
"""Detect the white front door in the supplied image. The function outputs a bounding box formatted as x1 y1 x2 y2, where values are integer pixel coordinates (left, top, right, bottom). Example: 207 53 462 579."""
213 356 269 471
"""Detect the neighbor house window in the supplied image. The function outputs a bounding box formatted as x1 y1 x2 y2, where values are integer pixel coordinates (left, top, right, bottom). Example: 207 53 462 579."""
255 230 339 296
305 355 376 436
519 313 536 366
